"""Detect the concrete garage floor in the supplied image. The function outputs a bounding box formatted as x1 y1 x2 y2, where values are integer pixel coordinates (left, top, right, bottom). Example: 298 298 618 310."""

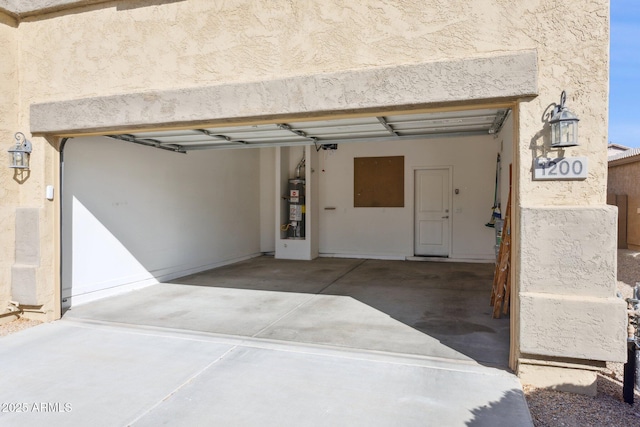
65 257 510 367
0 258 532 426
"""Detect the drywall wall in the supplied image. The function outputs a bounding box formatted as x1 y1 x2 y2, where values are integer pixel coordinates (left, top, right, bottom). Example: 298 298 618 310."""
259 147 275 253
62 136 261 306
317 135 497 259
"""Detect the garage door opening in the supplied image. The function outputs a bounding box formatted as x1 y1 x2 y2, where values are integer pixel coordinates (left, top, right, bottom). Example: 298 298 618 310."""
60 107 514 366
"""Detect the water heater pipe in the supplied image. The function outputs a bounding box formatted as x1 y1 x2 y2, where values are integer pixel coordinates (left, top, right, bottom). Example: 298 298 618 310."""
296 152 306 179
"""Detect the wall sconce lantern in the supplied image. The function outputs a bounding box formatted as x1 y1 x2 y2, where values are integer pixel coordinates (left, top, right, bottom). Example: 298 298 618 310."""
8 132 32 170
549 90 580 148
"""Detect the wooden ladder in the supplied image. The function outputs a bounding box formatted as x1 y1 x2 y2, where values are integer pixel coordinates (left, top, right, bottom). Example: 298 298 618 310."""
490 193 511 318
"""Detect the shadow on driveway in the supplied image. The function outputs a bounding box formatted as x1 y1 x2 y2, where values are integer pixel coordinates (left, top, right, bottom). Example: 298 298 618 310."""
65 257 510 368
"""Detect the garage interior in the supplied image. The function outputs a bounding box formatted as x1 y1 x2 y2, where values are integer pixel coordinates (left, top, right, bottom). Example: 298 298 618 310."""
61 107 514 367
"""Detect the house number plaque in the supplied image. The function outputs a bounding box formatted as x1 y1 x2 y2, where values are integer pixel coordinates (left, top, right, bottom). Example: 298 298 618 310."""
533 157 588 180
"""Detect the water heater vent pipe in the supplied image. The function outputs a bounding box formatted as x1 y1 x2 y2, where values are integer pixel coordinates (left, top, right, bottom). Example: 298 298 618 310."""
296 151 306 179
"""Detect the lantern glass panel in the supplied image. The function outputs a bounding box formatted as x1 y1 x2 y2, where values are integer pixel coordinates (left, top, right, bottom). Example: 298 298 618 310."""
9 147 30 169
552 122 560 145
551 117 579 147
561 121 573 145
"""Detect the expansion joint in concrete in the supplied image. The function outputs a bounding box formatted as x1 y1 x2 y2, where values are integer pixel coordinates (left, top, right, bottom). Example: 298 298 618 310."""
125 344 239 425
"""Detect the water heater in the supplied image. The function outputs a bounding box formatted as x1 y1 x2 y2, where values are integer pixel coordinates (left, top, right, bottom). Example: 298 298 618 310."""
285 178 305 239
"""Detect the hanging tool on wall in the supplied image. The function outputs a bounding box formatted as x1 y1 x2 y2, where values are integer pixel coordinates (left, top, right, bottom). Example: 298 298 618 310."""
485 153 501 228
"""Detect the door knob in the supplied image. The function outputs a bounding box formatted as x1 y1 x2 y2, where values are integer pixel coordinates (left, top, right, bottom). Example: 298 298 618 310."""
442 215 449 219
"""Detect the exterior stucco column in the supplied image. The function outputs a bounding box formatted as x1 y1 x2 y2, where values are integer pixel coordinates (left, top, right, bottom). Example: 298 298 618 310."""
0 12 23 322
513 90 627 394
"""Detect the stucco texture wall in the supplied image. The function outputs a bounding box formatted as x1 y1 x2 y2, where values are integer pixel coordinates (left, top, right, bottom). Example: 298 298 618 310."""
2 0 612 325
17 0 608 203
609 160 640 248
0 13 18 310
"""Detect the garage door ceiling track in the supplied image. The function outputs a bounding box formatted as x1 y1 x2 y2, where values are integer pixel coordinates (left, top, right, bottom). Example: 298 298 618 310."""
105 108 510 153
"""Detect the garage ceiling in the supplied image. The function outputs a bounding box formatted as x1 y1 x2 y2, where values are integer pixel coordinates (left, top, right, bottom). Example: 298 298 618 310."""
105 108 510 153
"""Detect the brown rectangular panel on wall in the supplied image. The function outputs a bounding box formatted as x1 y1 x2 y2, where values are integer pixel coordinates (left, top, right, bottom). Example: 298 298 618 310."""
354 156 404 207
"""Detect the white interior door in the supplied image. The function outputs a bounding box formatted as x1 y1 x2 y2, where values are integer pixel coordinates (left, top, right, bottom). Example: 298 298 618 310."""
414 168 451 256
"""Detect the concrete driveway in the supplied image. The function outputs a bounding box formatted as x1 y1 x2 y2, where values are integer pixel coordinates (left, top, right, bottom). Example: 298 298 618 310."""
0 258 533 426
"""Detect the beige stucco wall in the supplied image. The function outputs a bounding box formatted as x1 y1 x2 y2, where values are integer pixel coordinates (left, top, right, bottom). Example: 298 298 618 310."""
16 0 609 204
608 160 640 248
519 206 626 363
0 12 18 312
0 0 624 376
18 0 609 193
